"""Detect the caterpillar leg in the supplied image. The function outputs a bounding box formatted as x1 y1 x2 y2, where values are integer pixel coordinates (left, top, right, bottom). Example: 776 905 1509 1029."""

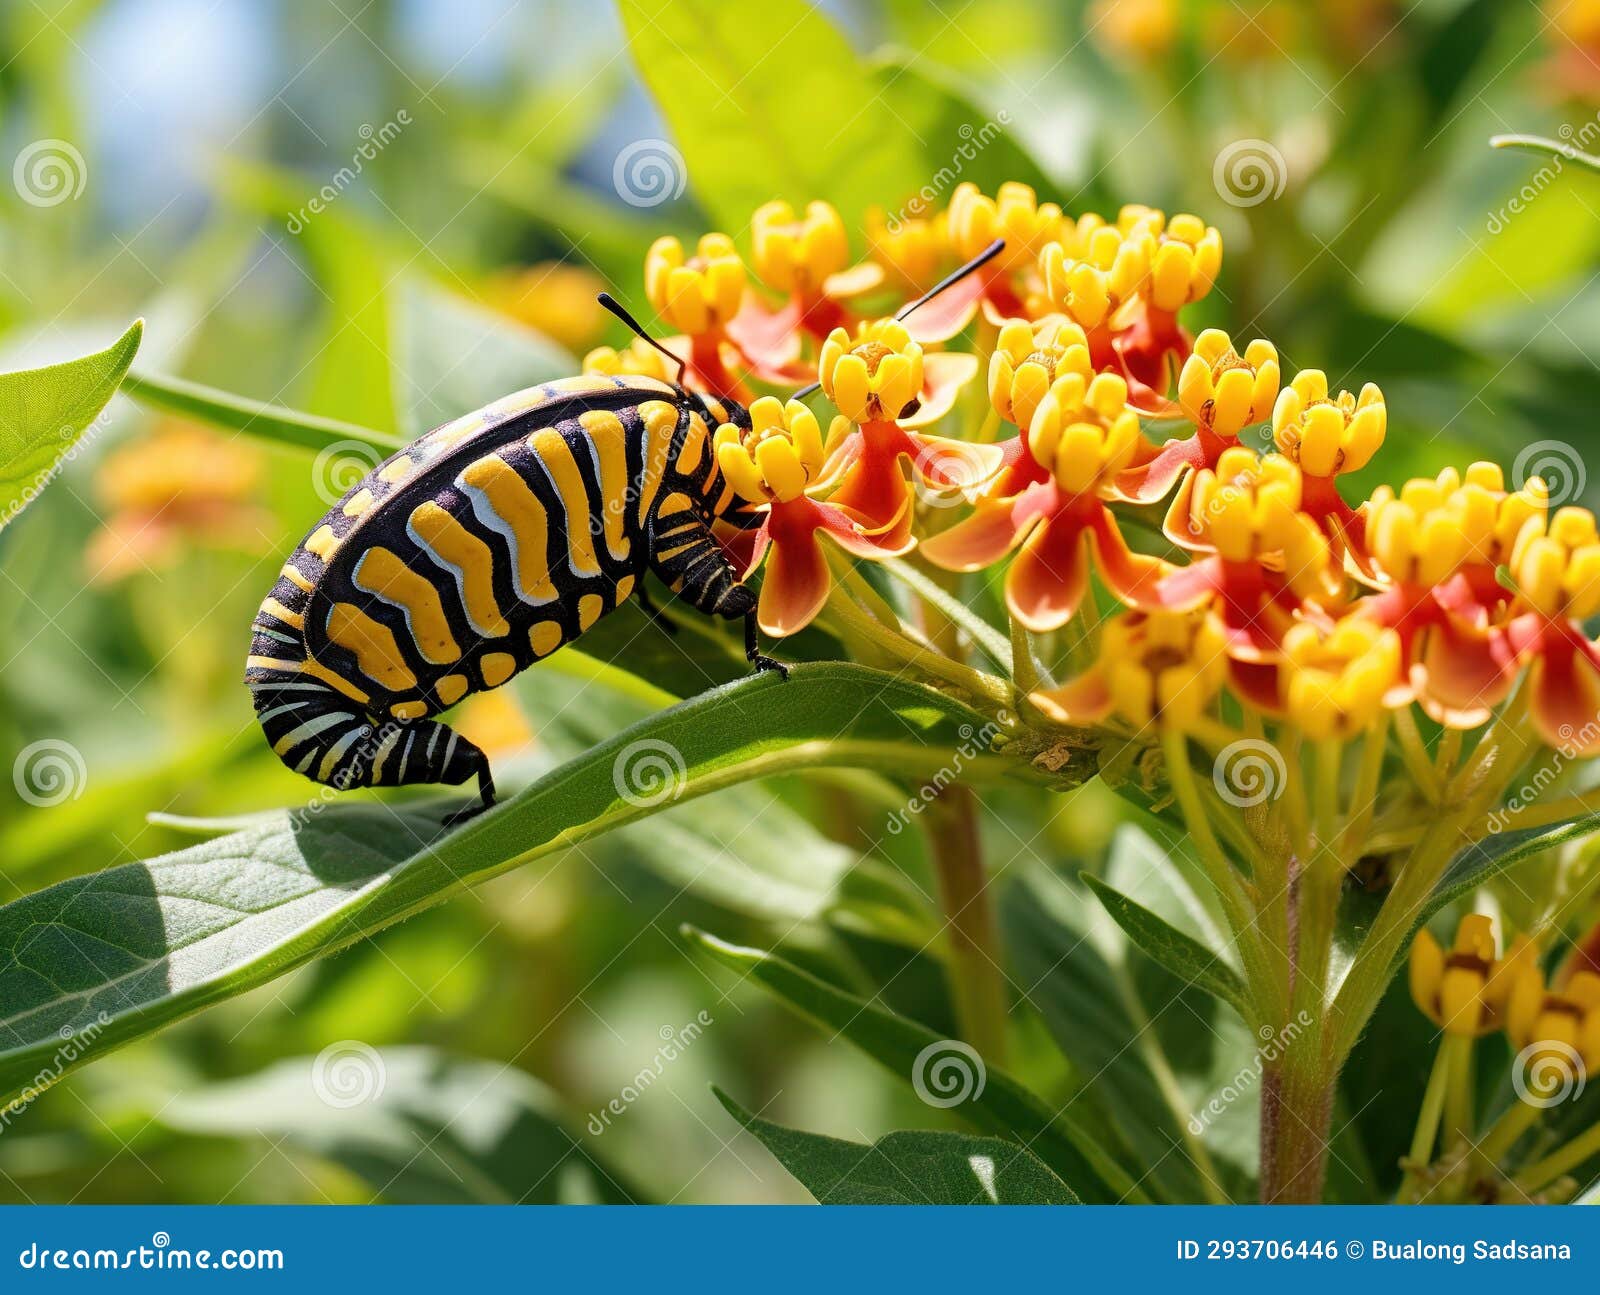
648 510 788 680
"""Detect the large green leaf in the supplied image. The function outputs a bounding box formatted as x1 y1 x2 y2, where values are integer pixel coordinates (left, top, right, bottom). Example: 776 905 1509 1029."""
163 1046 641 1203
616 0 927 233
684 927 1140 1202
714 1088 1077 1204
0 319 141 534
0 664 990 1106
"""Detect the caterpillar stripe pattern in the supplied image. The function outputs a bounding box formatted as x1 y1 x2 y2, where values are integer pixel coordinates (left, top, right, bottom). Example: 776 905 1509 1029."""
247 376 768 821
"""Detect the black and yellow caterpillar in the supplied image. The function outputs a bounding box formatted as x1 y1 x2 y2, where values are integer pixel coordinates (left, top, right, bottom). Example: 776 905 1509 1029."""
247 371 775 822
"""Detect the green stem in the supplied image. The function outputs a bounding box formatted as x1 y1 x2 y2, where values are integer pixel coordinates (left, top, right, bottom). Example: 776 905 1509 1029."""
1398 1033 1465 1202
1513 1116 1600 1196
923 784 1009 1064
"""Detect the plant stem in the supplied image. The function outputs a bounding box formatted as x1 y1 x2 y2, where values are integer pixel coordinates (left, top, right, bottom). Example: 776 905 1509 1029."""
1397 1034 1464 1200
1259 1050 1334 1203
1513 1116 1600 1196
923 784 1009 1064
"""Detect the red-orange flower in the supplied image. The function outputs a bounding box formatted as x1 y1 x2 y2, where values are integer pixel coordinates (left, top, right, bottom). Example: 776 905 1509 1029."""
921 371 1168 629
714 397 911 636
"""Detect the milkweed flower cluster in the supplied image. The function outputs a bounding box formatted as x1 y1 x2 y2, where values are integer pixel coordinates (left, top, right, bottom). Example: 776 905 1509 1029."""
588 180 1600 769
1403 914 1600 1203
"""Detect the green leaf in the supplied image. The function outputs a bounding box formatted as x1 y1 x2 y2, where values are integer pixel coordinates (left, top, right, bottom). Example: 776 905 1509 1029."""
1002 836 1261 1203
0 664 989 1107
684 926 1141 1202
1081 874 1250 1020
714 1087 1077 1204
120 370 401 456
162 1046 641 1203
0 319 141 534
617 0 927 233
392 279 573 440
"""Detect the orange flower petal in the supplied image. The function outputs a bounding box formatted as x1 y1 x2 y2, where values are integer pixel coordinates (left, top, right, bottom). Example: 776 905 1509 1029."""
1006 516 1091 632
1030 667 1112 725
902 351 980 429
919 495 1038 572
757 522 832 637
903 274 983 344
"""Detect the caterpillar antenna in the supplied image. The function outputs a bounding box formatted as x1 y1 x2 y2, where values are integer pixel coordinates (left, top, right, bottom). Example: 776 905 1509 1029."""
597 292 688 386
790 238 1005 401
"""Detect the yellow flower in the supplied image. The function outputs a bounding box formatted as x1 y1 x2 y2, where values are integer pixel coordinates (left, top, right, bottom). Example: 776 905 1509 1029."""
988 316 1093 431
947 181 1063 273
1038 222 1147 328
867 207 951 291
1507 965 1600 1072
1271 370 1386 477
1028 370 1142 496
1032 608 1229 730
714 397 834 504
1184 448 1307 557
1367 466 1501 587
583 337 678 384
751 200 849 295
1178 329 1280 438
1281 618 1402 739
644 232 746 335
1119 209 1223 312
1409 915 1531 1037
818 319 924 423
480 261 607 351
1510 504 1600 620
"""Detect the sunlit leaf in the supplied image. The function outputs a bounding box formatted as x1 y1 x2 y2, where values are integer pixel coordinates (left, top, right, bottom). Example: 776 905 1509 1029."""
0 319 141 534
